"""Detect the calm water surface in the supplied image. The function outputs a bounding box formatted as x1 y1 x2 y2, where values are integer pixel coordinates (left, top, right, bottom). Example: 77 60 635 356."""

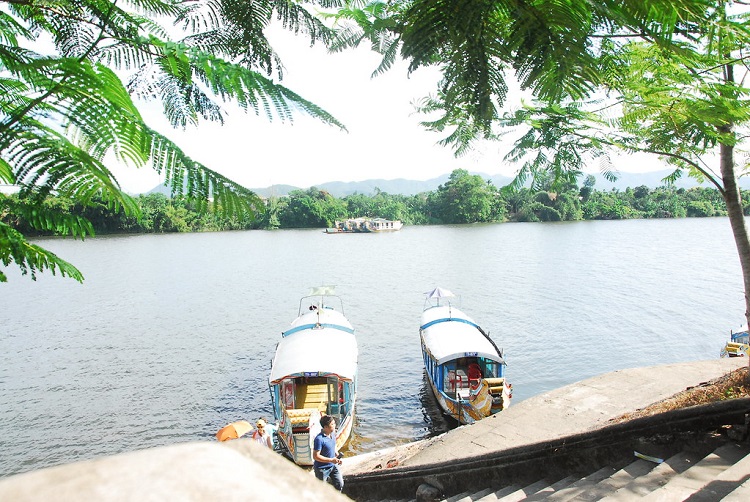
0 218 744 477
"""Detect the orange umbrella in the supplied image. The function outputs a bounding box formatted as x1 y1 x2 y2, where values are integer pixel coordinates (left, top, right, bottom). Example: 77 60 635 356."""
216 420 254 442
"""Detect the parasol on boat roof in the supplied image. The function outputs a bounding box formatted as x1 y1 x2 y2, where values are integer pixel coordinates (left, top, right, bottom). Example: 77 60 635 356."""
309 285 336 296
425 287 455 299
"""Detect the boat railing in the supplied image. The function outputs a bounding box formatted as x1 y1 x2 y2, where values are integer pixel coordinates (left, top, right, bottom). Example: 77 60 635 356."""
297 293 345 317
485 377 506 394
423 298 459 310
282 322 355 338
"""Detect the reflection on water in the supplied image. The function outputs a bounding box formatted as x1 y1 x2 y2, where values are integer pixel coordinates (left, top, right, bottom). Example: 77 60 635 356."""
0 218 744 477
418 372 455 435
344 372 450 458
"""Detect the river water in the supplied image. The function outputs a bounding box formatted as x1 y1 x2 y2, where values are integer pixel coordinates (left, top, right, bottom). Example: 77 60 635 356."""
0 217 745 477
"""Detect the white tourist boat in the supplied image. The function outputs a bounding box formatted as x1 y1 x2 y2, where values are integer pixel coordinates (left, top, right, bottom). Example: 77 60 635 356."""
268 286 358 465
420 287 511 424
325 217 403 233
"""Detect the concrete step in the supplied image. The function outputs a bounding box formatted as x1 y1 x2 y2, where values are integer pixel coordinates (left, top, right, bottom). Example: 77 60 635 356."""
445 491 472 502
722 477 750 501
450 487 496 501
416 441 750 502
572 458 656 502
641 443 750 501
599 448 710 501
494 479 554 501
522 475 579 501
454 487 495 501
473 484 522 501
688 450 750 501
543 465 622 501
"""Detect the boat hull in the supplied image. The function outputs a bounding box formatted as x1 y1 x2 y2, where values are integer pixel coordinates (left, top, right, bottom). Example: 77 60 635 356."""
274 403 355 466
422 360 510 424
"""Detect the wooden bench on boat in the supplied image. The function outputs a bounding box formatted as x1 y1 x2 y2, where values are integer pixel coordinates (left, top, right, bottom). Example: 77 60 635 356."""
287 407 323 432
485 377 506 394
295 383 331 412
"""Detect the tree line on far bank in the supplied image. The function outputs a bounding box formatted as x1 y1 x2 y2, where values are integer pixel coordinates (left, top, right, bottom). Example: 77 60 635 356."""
2 169 739 236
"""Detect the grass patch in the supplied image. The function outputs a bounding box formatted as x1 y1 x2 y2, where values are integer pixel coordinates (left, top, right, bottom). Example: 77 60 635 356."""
611 366 750 424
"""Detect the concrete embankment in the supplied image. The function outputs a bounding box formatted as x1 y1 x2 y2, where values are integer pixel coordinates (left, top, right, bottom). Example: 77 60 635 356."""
0 439 347 501
342 358 748 475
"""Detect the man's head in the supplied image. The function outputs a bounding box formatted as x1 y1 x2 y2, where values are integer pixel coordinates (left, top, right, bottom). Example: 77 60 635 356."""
320 414 336 434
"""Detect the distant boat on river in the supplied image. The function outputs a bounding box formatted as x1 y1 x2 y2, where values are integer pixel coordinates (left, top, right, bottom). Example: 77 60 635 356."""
325 217 402 234
268 286 358 466
721 325 750 357
419 287 512 425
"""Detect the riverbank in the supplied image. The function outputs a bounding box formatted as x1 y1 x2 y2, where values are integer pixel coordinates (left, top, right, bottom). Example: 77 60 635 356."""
0 359 746 501
342 358 749 476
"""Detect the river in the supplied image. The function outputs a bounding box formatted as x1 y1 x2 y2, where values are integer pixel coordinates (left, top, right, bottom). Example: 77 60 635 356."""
0 217 744 477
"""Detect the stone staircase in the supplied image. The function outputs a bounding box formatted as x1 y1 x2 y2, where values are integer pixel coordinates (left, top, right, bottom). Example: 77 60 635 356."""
423 441 750 502
344 399 750 502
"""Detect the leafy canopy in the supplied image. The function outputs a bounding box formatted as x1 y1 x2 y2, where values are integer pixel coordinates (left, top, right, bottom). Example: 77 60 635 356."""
0 0 346 282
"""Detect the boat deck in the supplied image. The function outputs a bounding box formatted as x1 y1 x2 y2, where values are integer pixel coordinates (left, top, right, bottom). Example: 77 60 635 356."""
295 382 329 412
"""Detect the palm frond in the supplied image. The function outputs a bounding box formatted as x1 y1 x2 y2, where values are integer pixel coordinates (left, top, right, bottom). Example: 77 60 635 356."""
2 195 95 238
1 0 354 282
146 126 264 219
5 127 139 216
0 157 14 184
0 221 84 283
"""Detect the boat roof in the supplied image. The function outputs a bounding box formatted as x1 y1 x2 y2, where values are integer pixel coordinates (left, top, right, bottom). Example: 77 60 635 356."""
269 308 358 383
420 305 503 366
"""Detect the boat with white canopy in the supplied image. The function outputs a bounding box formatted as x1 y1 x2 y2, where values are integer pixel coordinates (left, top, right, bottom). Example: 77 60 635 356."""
268 286 358 465
420 287 511 424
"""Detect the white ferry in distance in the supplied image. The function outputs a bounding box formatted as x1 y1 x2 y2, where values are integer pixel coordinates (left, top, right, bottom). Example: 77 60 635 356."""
324 217 403 233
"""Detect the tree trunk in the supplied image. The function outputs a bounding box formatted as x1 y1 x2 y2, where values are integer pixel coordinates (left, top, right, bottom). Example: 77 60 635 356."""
718 138 750 332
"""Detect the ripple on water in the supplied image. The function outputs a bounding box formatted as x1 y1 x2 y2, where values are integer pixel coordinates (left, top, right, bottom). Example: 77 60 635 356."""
0 219 744 476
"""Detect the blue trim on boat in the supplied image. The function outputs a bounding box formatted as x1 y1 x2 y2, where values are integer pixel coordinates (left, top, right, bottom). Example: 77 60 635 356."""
282 323 355 337
420 317 481 331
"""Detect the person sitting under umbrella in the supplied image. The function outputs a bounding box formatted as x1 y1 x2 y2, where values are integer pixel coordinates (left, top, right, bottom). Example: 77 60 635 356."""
251 418 273 449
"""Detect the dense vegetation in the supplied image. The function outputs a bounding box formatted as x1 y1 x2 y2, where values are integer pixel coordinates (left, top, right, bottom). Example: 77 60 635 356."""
2 170 740 235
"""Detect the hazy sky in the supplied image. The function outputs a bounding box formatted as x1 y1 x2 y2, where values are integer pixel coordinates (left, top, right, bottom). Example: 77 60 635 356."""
112 26 668 193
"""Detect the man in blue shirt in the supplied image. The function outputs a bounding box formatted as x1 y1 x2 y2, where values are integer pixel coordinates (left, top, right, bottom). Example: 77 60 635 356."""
312 414 343 492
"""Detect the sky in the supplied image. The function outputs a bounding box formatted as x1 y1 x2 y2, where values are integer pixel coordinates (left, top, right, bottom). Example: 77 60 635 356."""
112 25 669 194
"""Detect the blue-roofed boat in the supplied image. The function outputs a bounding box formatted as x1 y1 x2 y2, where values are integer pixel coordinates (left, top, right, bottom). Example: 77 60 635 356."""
419 287 511 425
268 286 358 466
721 324 750 358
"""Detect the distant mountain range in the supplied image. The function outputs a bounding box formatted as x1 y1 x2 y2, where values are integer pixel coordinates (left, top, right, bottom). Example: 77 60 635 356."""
146 170 749 198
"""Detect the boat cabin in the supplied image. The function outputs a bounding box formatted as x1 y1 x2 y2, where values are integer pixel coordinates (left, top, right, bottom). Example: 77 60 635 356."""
425 354 504 398
271 374 355 432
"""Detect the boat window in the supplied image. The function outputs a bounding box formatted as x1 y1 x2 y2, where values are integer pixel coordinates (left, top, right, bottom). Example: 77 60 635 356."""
340 381 350 416
282 379 295 409
480 359 498 378
445 367 455 393
445 363 467 392
326 376 339 416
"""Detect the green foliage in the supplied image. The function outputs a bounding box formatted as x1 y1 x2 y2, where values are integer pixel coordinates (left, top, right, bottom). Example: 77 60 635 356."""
0 221 84 282
279 188 347 228
3 175 737 238
427 169 500 224
0 0 346 281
